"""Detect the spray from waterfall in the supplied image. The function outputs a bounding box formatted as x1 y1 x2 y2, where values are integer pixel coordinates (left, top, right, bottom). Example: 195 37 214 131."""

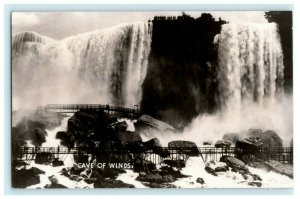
12 22 152 110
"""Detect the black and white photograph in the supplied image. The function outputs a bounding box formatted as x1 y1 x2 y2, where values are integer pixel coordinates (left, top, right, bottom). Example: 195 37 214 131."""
11 11 293 189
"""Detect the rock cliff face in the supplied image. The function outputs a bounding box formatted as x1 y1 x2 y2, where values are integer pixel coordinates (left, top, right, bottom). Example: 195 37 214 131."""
141 15 226 127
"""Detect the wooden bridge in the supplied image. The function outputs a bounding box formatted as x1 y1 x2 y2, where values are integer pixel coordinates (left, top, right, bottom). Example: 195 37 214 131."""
37 104 142 118
17 146 293 165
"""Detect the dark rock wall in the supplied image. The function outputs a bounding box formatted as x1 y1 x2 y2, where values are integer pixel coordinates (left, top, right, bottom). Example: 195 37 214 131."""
141 14 226 127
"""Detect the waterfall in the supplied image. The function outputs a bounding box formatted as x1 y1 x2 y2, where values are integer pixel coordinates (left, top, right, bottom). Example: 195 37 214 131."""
216 23 284 114
12 22 152 109
64 22 152 107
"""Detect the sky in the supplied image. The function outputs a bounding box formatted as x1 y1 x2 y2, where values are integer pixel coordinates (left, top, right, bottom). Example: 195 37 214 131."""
12 11 268 39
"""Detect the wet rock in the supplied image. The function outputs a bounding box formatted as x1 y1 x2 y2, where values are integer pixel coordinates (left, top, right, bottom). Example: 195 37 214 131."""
143 182 177 188
68 110 118 147
52 158 64 167
56 131 72 147
214 140 231 148
263 160 293 178
215 166 228 172
243 129 283 148
12 159 28 168
241 173 248 180
136 173 163 183
133 159 156 173
90 168 126 179
69 175 83 182
196 177 205 184
69 163 85 175
222 133 241 144
159 166 189 178
261 130 283 147
220 156 249 172
163 159 186 168
12 167 45 188
203 141 212 146
205 166 217 176
136 173 176 183
45 175 68 189
168 140 199 156
116 131 143 149
110 121 128 132
94 179 134 188
143 138 162 149
59 168 69 177
248 182 262 187
84 178 98 184
251 174 262 181
13 119 47 147
44 183 68 188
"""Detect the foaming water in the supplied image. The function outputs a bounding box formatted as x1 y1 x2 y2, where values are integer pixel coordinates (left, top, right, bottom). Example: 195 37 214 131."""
42 114 73 147
172 157 293 188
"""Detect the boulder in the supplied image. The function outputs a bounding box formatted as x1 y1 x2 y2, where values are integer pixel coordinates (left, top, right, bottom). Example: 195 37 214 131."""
203 141 212 146
133 159 156 173
246 129 263 138
168 140 199 156
110 121 128 132
44 183 67 189
214 140 231 148
90 168 126 179
59 168 69 177
143 138 162 149
45 176 68 188
163 159 186 168
215 166 228 172
235 137 263 150
69 175 83 182
84 178 98 184
142 182 177 188
12 167 45 188
116 131 142 147
94 179 135 188
196 177 205 185
261 130 283 147
222 133 240 144
55 131 72 147
205 166 217 176
220 156 249 172
69 164 85 175
159 166 189 178
248 182 262 187
52 158 64 167
136 173 176 183
263 160 293 178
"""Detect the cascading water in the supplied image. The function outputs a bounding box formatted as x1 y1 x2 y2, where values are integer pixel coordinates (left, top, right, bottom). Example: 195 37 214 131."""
141 22 291 147
216 23 284 114
12 22 152 110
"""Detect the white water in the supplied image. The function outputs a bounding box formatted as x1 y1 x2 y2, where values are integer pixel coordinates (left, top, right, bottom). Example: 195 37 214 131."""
141 22 292 147
41 114 72 147
172 157 293 188
12 22 152 110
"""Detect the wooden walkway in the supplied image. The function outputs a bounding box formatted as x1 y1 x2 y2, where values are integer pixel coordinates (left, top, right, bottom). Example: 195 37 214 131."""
37 104 141 118
17 146 293 165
